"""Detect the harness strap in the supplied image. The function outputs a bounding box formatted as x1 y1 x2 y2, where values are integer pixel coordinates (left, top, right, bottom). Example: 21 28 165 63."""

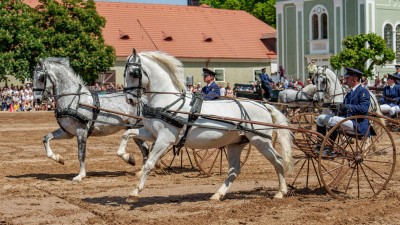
55 108 90 135
174 93 203 149
87 91 100 136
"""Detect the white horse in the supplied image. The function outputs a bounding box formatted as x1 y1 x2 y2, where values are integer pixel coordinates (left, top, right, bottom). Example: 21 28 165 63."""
277 67 325 112
277 84 319 112
122 50 293 200
32 57 150 182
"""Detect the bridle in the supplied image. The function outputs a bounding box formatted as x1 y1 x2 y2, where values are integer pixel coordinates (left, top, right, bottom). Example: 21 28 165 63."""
313 72 328 101
123 49 148 100
32 59 90 103
32 64 54 102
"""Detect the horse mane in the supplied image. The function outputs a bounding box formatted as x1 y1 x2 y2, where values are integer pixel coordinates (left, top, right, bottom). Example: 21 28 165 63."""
43 57 86 86
139 51 186 92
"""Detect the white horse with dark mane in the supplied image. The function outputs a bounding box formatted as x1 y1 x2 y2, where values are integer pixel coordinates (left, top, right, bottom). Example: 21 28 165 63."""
121 50 293 200
32 57 149 182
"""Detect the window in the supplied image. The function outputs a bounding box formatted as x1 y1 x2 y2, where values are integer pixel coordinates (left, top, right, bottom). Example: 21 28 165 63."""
310 5 328 40
396 25 400 61
384 24 393 50
254 69 262 82
214 69 225 82
312 15 319 40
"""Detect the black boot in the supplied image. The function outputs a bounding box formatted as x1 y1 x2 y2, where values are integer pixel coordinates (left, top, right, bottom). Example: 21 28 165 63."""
314 125 326 153
321 130 339 157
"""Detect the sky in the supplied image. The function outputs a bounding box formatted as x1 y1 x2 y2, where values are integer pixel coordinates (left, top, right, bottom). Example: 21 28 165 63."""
95 0 187 5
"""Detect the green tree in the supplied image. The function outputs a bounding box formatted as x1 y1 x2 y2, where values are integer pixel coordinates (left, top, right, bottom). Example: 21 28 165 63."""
0 0 115 84
330 33 395 78
0 0 45 83
37 0 115 84
200 0 276 28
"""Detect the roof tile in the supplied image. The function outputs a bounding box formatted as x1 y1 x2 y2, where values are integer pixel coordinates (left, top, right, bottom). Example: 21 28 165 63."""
24 0 276 59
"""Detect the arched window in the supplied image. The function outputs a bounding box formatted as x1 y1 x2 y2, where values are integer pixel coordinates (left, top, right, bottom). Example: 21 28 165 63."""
310 5 328 40
384 24 393 50
321 13 328 39
396 25 400 61
312 15 319 40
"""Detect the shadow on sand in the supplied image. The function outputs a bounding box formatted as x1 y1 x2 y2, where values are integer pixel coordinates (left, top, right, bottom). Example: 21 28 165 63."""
7 170 131 181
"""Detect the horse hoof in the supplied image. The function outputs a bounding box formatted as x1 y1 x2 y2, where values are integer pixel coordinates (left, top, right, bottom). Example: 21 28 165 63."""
57 155 65 165
274 192 284 199
72 176 83 183
128 155 136 166
210 193 223 201
126 195 140 203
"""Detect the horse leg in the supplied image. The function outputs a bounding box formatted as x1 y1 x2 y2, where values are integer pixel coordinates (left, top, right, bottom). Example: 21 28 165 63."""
73 128 88 182
211 143 245 201
251 137 287 199
117 128 154 166
134 139 150 165
128 139 170 200
43 128 73 165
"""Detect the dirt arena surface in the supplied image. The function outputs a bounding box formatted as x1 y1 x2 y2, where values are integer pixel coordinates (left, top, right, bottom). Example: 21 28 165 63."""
1 111 400 225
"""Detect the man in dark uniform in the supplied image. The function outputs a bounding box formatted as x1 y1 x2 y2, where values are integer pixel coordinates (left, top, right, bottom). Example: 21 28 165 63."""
259 68 273 100
393 64 400 85
380 73 400 116
315 67 371 156
201 68 220 100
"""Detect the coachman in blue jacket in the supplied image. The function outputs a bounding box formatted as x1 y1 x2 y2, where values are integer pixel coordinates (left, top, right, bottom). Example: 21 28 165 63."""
380 72 400 116
315 67 371 156
201 68 220 100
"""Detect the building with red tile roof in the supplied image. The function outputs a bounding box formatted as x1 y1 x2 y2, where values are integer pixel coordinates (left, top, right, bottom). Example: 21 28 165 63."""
24 0 277 86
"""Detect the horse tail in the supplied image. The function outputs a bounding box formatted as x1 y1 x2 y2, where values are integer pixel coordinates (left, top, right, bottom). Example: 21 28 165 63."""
264 103 293 172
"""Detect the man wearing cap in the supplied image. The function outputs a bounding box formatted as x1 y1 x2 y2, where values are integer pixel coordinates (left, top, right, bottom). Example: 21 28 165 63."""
307 61 317 80
259 68 273 100
393 65 400 85
315 67 371 156
201 68 220 100
379 73 400 117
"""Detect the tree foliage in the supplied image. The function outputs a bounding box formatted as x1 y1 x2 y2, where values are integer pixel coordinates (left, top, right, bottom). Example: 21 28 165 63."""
0 0 45 82
200 0 276 28
330 33 395 78
0 0 115 84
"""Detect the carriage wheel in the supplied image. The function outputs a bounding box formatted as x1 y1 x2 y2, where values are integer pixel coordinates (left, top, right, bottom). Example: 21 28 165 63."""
193 144 251 176
158 146 197 172
286 113 324 190
318 115 396 199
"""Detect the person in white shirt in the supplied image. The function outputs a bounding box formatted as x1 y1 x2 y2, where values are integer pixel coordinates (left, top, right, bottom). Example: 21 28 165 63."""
219 84 226 96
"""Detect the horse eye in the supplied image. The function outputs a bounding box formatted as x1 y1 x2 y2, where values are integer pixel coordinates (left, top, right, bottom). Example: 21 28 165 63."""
39 75 45 82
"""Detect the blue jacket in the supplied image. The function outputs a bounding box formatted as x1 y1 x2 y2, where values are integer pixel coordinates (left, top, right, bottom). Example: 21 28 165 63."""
259 73 272 85
341 85 370 135
379 84 400 105
202 82 220 100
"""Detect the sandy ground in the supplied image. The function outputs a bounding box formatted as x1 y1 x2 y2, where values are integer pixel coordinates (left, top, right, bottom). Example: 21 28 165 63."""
1 111 400 225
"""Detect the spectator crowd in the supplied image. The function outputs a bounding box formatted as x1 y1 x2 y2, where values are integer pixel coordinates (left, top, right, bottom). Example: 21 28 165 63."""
1 84 35 112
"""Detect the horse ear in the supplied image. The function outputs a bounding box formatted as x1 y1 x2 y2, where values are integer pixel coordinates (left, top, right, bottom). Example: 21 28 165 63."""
65 58 70 67
132 48 137 56
38 58 44 67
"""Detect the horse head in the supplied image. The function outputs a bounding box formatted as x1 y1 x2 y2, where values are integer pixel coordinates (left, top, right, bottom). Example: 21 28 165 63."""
313 67 327 101
123 49 185 106
124 48 147 105
32 58 53 104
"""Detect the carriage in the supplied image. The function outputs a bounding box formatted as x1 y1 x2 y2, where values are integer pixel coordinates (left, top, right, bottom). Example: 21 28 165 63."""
32 51 397 201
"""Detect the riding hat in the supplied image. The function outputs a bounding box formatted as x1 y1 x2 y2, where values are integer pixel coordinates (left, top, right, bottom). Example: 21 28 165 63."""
202 68 216 77
395 64 400 68
388 73 400 80
344 67 364 78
